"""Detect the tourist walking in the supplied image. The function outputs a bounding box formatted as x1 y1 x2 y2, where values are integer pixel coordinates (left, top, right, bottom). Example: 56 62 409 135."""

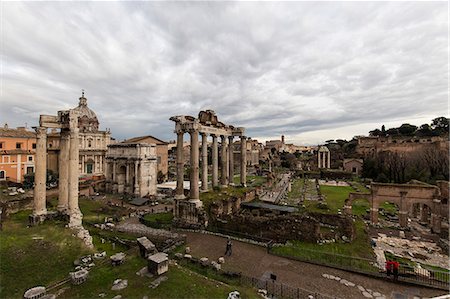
225 238 233 256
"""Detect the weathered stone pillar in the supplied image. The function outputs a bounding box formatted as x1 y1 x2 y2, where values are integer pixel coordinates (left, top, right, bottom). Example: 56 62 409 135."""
370 207 379 224
240 136 247 187
201 133 208 192
68 123 82 227
134 160 140 196
212 134 219 187
317 151 321 168
112 160 117 193
189 130 201 206
431 198 441 233
327 151 330 168
175 131 185 199
33 127 47 217
220 135 228 187
399 191 408 228
58 130 69 214
125 161 130 192
228 136 234 186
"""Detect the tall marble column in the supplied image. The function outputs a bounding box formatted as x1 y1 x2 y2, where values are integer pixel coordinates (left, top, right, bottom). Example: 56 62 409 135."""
220 135 228 187
33 127 47 216
201 133 208 192
134 160 140 196
189 130 200 204
58 130 69 213
228 136 234 185
125 161 130 192
212 134 219 187
317 151 321 168
175 131 185 199
68 123 82 227
240 136 247 187
327 151 331 168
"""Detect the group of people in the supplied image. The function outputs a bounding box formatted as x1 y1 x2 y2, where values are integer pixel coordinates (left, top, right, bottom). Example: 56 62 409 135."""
385 260 400 280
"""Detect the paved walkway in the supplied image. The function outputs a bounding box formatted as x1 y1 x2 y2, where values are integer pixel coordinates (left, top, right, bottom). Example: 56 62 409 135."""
183 232 446 299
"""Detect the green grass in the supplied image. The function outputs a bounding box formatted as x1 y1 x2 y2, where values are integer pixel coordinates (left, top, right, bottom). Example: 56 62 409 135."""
301 185 354 214
271 220 376 272
142 212 174 228
233 175 266 187
352 198 370 216
0 210 91 299
200 186 249 211
61 253 259 299
287 179 304 200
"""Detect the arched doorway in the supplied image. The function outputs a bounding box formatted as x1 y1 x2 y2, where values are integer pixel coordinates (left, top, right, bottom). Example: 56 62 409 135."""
117 165 126 193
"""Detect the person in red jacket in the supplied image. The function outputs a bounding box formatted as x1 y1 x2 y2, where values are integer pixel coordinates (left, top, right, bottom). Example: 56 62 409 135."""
385 260 393 276
392 261 400 280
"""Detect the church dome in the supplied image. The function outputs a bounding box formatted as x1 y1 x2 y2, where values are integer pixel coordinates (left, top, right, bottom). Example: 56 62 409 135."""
72 91 99 133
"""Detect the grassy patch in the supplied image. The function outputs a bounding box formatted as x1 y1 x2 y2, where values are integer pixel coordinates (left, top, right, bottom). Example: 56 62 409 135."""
271 220 376 272
59 252 259 299
287 179 304 200
0 210 91 299
142 212 174 228
352 198 370 216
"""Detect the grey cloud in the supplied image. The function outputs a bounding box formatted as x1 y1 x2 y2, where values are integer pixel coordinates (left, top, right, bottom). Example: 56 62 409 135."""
1 2 447 144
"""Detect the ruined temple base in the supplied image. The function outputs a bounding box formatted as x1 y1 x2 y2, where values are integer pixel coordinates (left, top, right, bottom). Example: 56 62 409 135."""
173 199 206 229
28 211 68 226
73 226 94 249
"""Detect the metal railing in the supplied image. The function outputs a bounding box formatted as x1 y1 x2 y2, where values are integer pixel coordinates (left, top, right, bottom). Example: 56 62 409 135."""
239 274 336 299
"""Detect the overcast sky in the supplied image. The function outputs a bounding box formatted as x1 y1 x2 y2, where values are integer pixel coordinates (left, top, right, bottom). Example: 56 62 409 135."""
1 2 448 145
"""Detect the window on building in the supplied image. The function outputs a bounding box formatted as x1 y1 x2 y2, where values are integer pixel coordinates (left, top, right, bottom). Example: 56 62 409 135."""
16 142 22 149
0 170 5 180
26 166 34 174
88 140 92 148
86 163 93 174
28 156 33 162
0 142 3 149
32 143 36 149
2 156 10 163
352 167 357 173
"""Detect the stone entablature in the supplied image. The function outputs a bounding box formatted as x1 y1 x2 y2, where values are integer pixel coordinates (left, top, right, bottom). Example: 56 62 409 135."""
105 143 157 197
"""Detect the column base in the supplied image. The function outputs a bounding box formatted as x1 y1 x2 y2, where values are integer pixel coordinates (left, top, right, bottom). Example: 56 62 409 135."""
57 205 69 215
29 214 47 226
240 183 247 187
175 194 186 200
200 189 209 193
189 199 203 208
220 184 228 188
68 211 83 228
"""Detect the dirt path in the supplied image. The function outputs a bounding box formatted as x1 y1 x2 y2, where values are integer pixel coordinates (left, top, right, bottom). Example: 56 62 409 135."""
183 232 446 299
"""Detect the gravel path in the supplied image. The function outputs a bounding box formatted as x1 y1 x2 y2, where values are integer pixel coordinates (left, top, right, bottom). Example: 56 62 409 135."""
183 232 446 299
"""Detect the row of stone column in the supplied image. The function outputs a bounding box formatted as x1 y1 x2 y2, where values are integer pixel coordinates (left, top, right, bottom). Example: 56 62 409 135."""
110 159 140 195
317 151 330 168
176 131 247 205
33 126 82 227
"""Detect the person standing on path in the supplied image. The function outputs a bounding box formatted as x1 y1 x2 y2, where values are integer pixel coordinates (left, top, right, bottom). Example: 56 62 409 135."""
225 238 233 256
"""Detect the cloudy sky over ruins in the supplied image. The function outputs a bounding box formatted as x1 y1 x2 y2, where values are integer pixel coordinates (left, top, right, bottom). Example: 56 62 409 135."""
1 2 448 144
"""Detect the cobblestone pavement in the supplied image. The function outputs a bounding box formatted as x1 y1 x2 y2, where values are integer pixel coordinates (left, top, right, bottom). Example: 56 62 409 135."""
183 232 446 299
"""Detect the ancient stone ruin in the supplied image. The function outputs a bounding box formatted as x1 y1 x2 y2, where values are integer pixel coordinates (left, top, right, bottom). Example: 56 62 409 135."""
344 181 446 233
170 110 248 225
30 109 82 227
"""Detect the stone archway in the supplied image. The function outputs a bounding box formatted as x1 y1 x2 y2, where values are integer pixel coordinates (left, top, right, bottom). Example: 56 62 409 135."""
345 182 442 233
116 165 126 194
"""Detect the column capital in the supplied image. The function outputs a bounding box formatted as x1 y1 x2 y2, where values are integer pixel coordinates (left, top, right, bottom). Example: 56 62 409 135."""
35 126 47 135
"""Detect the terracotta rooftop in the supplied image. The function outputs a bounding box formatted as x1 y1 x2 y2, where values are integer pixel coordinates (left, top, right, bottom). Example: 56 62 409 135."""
0 127 36 138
